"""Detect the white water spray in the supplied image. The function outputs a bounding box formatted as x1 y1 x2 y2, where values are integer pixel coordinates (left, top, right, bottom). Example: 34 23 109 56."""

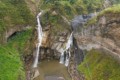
59 32 73 66
59 51 65 64
33 12 43 68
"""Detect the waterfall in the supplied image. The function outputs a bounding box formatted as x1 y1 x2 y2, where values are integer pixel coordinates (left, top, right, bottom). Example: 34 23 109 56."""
65 51 70 66
81 28 84 37
59 52 65 64
60 32 73 66
33 12 43 68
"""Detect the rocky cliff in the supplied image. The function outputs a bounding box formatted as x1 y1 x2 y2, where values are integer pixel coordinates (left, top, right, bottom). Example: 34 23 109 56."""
73 5 120 60
1 0 120 80
76 5 120 80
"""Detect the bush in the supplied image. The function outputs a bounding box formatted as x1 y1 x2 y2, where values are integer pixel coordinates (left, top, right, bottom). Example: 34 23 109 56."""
0 45 25 80
78 49 120 80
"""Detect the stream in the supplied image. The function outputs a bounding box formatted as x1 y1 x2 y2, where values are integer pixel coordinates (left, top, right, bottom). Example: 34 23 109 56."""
33 11 72 80
34 60 71 80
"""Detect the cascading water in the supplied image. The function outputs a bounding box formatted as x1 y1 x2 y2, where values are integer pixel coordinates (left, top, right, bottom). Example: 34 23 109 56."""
65 51 70 66
59 51 65 64
59 32 73 66
33 12 43 68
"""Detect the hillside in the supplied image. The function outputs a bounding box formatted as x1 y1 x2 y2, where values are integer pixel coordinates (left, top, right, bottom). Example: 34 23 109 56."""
0 0 120 80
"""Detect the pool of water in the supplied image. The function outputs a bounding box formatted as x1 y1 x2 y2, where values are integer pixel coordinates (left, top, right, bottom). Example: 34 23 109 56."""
34 60 71 80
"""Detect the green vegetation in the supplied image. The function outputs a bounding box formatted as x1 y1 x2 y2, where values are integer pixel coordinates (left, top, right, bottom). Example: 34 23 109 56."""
110 0 120 4
0 28 33 80
78 3 120 80
39 0 105 35
0 0 34 43
0 0 120 80
40 0 105 15
78 49 120 80
7 29 33 54
0 0 34 30
83 0 104 12
85 17 97 27
0 0 35 79
0 45 25 80
98 4 120 16
85 4 120 27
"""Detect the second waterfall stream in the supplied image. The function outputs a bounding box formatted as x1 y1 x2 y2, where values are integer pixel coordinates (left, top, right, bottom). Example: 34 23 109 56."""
33 12 43 68
60 32 73 66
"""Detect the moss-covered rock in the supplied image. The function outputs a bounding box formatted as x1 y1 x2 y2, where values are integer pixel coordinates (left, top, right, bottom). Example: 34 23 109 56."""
78 49 120 80
0 0 36 79
0 0 35 44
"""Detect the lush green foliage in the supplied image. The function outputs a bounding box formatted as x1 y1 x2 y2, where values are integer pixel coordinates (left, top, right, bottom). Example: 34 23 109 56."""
0 45 25 80
0 29 33 80
85 4 120 28
0 0 35 44
99 4 120 16
78 49 120 80
0 0 120 80
8 29 33 54
85 17 97 27
40 0 105 18
110 0 120 4
39 0 104 35
83 0 104 12
0 0 34 32
0 0 34 79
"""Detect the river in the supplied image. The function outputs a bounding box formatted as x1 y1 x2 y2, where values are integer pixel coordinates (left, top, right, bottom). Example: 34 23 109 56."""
34 60 71 80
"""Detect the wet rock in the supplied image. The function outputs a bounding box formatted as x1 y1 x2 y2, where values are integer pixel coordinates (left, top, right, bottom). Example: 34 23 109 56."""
52 11 58 15
31 69 40 80
45 76 65 80
41 30 50 48
56 43 63 51
99 16 106 25
59 37 66 42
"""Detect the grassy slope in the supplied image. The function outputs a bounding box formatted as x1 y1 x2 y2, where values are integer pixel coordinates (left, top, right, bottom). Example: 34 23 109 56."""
0 0 34 43
98 4 120 16
7 29 33 54
78 49 120 80
0 28 33 80
85 4 120 27
39 0 104 35
0 45 25 80
0 0 34 79
80 4 120 80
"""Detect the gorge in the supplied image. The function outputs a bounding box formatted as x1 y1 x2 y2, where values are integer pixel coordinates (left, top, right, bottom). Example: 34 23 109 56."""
0 0 120 80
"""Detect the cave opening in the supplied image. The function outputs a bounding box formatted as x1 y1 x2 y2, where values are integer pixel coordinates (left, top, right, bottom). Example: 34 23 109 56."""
7 31 25 42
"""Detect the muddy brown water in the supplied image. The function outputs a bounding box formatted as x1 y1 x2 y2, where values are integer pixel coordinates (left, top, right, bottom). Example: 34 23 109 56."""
34 60 71 80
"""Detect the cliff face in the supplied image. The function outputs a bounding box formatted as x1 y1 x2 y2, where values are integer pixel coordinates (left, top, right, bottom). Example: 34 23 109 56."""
72 5 120 60
1 0 120 80
94 9 120 57
76 5 120 80
36 17 71 60
98 14 120 47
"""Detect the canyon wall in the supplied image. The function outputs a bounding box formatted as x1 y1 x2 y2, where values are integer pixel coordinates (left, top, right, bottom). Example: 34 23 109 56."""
73 5 120 61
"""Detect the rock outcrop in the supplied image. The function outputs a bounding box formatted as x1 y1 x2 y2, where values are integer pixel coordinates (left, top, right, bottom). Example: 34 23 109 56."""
6 26 32 41
73 9 120 61
38 24 71 60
